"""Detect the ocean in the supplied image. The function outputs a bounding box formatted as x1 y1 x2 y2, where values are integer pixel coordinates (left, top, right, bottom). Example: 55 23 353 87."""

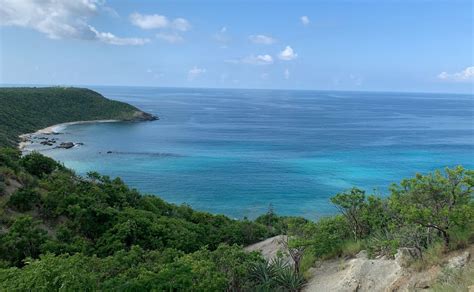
25 87 474 219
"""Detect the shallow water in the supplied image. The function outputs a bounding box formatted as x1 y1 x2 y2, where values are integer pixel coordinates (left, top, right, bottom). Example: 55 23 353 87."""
26 87 474 219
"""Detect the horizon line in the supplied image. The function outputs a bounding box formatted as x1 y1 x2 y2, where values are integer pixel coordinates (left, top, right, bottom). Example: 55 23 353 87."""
1 82 472 96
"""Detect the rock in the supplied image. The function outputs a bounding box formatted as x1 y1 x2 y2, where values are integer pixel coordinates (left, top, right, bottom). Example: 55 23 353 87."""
130 111 159 121
414 279 431 289
57 142 74 149
303 253 403 292
446 251 470 270
245 235 292 265
356 250 368 259
107 151 113 154
395 248 421 267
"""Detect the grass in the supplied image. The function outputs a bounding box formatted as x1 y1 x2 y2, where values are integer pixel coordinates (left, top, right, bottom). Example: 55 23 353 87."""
432 261 474 292
340 240 365 258
410 242 445 272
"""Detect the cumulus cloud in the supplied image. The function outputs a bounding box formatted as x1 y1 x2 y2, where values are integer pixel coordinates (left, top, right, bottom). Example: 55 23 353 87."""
437 66 474 82
242 54 274 65
156 32 184 43
130 12 190 43
301 16 310 26
130 12 190 31
188 66 206 80
0 0 149 45
278 46 298 61
130 13 168 29
249 34 276 45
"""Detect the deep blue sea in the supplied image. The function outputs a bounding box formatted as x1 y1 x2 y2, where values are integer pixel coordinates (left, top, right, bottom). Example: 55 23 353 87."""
27 87 474 219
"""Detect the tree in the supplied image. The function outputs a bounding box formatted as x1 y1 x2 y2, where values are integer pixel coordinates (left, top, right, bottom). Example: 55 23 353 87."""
330 187 369 240
20 152 59 178
8 188 39 211
0 216 48 266
389 166 474 248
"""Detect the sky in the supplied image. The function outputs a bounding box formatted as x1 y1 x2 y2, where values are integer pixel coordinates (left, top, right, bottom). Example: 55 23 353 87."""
0 0 473 93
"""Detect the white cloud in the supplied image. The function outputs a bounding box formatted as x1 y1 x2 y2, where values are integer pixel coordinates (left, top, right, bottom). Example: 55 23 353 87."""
437 66 474 82
90 26 149 45
0 0 148 45
278 46 298 61
172 18 191 32
130 12 168 29
284 68 290 80
242 54 274 65
249 34 276 45
301 16 310 26
188 66 206 80
156 32 184 43
130 12 190 31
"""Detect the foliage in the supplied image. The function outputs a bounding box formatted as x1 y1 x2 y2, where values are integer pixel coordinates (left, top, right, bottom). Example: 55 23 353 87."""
389 166 474 247
0 147 472 289
331 187 369 240
20 152 60 178
249 256 306 291
0 216 47 267
0 87 146 147
8 188 39 211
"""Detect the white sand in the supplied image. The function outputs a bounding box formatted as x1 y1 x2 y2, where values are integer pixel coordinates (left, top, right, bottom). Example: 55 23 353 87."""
18 119 119 150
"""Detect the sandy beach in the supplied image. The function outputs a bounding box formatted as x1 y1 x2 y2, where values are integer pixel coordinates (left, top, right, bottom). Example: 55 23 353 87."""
18 119 119 150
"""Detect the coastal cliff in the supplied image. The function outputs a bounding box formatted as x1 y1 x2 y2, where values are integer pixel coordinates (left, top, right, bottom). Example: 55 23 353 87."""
0 87 157 147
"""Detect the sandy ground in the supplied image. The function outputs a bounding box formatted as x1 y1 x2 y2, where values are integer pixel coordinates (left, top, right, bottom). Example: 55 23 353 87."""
18 119 119 150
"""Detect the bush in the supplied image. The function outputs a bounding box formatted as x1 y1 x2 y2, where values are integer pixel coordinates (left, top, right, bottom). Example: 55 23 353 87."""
250 257 306 291
0 174 5 195
20 152 59 178
8 188 39 211
0 216 48 267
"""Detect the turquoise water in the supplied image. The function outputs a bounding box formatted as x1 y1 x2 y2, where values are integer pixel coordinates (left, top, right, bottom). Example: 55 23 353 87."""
30 87 474 219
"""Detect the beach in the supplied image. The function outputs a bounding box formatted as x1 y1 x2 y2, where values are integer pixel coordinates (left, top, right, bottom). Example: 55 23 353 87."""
18 119 119 150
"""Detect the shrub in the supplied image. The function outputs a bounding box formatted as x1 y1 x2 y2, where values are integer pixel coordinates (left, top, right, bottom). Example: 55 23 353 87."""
20 152 59 178
8 188 39 211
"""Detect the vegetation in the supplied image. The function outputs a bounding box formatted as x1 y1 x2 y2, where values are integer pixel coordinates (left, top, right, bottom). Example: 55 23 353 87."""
0 87 153 147
0 148 472 290
285 167 474 278
0 148 302 290
1 87 471 289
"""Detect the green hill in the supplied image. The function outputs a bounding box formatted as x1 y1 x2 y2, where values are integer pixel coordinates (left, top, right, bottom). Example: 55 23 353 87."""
0 87 157 147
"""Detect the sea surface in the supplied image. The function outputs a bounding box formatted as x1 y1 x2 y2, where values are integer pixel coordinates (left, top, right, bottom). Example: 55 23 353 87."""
26 87 474 219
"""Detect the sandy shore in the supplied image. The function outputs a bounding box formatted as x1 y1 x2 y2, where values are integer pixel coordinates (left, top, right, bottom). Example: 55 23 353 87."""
18 119 119 150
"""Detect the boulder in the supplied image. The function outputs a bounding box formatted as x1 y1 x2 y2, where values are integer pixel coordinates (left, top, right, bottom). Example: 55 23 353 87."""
446 251 470 270
58 142 74 149
395 248 421 267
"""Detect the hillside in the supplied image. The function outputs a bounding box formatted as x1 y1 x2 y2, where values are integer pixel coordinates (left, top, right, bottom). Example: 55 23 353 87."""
0 87 157 147
0 150 472 290
0 87 472 290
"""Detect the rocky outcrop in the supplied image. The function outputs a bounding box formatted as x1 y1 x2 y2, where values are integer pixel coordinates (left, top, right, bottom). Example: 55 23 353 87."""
128 111 158 121
447 251 470 270
245 235 293 264
303 250 404 292
57 142 75 149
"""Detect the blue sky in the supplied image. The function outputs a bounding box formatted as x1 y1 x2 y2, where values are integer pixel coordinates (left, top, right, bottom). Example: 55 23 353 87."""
0 0 473 93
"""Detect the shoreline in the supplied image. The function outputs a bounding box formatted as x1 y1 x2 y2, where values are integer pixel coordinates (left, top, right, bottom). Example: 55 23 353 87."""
18 119 120 150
